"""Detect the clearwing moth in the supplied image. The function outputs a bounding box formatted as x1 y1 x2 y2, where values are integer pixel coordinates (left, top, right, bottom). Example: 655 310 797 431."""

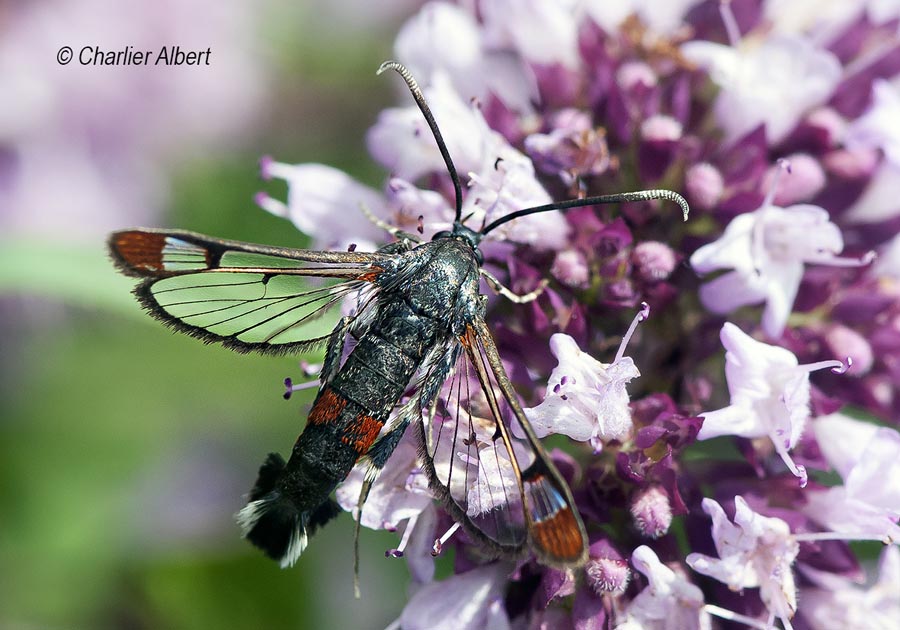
109 61 689 589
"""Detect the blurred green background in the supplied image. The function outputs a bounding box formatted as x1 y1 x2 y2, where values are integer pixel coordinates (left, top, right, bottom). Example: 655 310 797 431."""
0 2 421 628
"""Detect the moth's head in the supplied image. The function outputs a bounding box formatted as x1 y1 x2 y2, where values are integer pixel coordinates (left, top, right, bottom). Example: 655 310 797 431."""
433 222 484 263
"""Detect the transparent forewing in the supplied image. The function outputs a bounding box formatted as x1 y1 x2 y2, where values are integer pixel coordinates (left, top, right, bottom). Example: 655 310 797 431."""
417 343 532 556
144 272 374 348
468 321 588 568
109 229 391 353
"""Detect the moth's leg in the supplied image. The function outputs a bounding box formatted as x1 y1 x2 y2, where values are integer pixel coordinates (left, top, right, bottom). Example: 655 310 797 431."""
377 239 415 255
351 416 412 599
359 202 423 245
352 468 375 599
320 316 353 384
352 342 459 595
480 268 549 304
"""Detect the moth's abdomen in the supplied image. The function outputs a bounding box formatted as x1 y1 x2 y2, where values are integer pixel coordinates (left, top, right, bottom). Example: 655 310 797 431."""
289 301 439 487
239 295 441 567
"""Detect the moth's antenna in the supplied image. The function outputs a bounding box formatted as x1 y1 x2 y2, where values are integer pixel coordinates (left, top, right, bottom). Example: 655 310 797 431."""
479 189 690 236
377 61 464 223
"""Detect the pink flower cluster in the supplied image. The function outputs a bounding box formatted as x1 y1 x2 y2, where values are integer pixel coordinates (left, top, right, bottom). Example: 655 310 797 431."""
259 1 900 628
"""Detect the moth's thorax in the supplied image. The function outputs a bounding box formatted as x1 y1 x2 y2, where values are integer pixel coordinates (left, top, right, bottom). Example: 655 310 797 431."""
396 237 481 322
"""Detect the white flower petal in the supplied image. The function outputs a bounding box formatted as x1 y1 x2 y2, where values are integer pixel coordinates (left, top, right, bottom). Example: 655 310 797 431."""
394 3 482 88
804 485 900 540
680 41 740 87
261 162 385 250
689 496 798 622
801 544 900 629
763 0 863 40
704 496 750 552
399 564 511 630
845 79 900 165
874 231 900 279
843 427 900 512
720 322 799 388
760 260 804 337
393 2 536 111
686 550 755 588
698 270 768 315
466 145 569 250
336 435 432 529
524 394 596 441
596 359 639 442
699 324 813 482
685 35 841 144
404 505 438 584
877 543 900 588
697 404 764 440
689 213 756 274
693 202 853 334
813 412 882 479
844 161 900 224
385 177 454 239
527 333 637 444
366 73 487 181
480 0 580 69
629 545 711 630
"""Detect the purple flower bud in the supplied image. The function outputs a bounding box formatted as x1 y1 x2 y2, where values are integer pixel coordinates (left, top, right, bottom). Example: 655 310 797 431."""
525 120 612 183
551 249 591 289
616 61 658 91
825 324 874 375
630 485 673 539
605 278 637 304
764 153 826 205
640 115 683 142
684 162 724 210
551 108 592 132
822 147 880 179
632 241 678 282
585 556 631 595
638 115 683 180
804 107 847 148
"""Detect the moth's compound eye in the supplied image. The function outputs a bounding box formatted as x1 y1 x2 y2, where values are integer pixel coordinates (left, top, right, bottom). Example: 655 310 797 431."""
433 230 452 240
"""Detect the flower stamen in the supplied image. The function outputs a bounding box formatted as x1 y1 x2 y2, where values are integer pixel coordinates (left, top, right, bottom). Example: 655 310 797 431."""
615 302 650 364
254 191 288 218
283 362 322 399
431 522 461 556
718 0 742 48
258 154 275 180
283 377 319 400
796 531 896 544
753 160 792 272
386 513 419 558
775 448 808 488
797 357 851 375
704 604 774 630
763 158 792 207
805 250 876 268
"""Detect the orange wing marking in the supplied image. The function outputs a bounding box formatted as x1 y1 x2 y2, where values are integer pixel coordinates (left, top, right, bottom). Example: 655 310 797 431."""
112 231 167 272
357 267 384 283
531 505 585 563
